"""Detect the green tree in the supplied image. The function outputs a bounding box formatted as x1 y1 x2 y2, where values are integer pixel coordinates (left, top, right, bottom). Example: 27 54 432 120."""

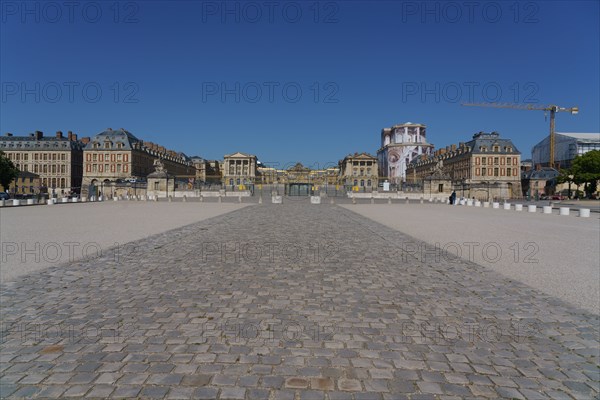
0 151 19 192
571 150 600 197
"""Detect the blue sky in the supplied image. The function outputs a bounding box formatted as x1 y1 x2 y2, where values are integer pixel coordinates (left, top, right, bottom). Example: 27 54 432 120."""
1 0 598 167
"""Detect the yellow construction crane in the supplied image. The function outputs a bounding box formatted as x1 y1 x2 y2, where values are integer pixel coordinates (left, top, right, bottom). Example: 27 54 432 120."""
461 102 579 168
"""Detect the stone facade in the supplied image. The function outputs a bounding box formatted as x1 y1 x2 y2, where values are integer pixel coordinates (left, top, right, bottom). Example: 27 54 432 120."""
82 128 195 197
0 131 84 195
339 152 379 190
222 152 257 187
406 132 522 200
0 171 42 196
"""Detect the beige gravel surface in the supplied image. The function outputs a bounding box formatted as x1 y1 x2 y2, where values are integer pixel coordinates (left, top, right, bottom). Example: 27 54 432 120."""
342 203 600 314
0 202 247 282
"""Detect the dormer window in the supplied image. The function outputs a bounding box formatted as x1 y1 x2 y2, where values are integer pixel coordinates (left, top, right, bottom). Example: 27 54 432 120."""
493 145 500 152
104 141 112 149
93 142 100 149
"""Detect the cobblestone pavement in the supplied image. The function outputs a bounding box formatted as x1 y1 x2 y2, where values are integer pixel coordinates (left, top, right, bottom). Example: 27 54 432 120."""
1 202 599 399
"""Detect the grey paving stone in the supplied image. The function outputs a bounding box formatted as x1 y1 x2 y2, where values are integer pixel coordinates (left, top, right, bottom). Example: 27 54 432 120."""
0 203 598 400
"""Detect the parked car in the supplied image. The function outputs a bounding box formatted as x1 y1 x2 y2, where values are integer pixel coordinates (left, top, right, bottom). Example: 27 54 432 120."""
551 194 564 200
0 192 10 200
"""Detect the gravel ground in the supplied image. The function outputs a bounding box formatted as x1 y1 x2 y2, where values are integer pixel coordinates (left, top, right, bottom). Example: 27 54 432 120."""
0 201 247 283
341 203 600 315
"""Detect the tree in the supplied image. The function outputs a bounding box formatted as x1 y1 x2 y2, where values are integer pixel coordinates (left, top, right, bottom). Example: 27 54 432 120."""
0 151 19 192
571 150 600 197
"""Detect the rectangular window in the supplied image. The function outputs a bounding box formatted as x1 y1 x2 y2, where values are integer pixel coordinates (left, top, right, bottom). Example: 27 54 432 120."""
24 154 28 160
476 167 480 176
507 158 512 165
43 153 48 161
86 165 91 173
494 168 499 176
482 168 486 176
117 164 121 173
52 153 56 161
61 154 66 161
104 164 109 172
507 168 512 177
494 157 499 165
93 153 97 161
34 153 39 160
475 157 480 165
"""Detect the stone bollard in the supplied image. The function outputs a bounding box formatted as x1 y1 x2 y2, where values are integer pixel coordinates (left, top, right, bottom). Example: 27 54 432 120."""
81 196 87 202
238 196 242 203
420 197 424 204
528 205 537 213
559 207 570 216
61 197 68 203
388 197 392 204
515 204 523 211
12 199 20 206
199 195 203 203
428 198 433 202
0 199 5 207
310 196 321 204
72 197 78 203
503 203 511 210
579 208 590 218
183 195 187 202
475 201 481 207
352 196 356 204
114 197 118 201
154 196 158 202
47 199 54 205
543 206 553 214
483 201 490 208
467 199 473 206
27 198 34 205
492 202 500 209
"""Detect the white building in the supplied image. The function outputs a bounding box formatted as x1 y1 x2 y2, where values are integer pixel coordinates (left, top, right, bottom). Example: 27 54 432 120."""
377 122 434 184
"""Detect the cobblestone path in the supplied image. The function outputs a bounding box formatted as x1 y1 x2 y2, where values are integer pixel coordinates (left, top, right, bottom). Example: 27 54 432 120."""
1 203 598 399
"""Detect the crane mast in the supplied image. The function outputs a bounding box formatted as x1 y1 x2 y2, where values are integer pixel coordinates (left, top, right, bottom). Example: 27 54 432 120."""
461 103 579 168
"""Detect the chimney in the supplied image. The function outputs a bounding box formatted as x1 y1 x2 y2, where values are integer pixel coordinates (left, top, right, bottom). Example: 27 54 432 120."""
440 148 446 155
68 131 73 141
459 142 464 148
35 131 43 140
80 137 90 145
56 131 63 139
5 133 13 137
451 144 457 151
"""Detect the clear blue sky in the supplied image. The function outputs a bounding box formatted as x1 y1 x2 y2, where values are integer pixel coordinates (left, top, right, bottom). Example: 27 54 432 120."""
1 0 598 168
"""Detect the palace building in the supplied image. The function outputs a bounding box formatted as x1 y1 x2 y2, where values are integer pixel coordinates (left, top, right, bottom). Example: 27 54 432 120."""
339 152 379 190
0 131 84 195
82 128 195 197
406 132 522 200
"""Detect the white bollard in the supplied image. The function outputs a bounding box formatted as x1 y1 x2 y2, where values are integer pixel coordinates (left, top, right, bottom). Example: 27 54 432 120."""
81 196 87 202
467 199 473 206
559 207 570 216
310 196 321 204
528 205 537 213
474 201 481 207
579 208 590 218
13 199 20 206
47 199 54 205
483 201 490 208
428 198 433 202
492 202 500 209
543 206 553 214
26 199 34 205
503 203 511 210
61 197 68 203
0 199 5 207
113 197 118 201
515 204 523 211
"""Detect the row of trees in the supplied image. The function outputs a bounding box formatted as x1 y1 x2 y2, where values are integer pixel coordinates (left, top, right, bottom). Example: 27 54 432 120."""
558 150 600 198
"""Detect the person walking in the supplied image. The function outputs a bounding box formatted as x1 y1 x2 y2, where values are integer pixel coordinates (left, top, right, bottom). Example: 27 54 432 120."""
449 190 456 205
